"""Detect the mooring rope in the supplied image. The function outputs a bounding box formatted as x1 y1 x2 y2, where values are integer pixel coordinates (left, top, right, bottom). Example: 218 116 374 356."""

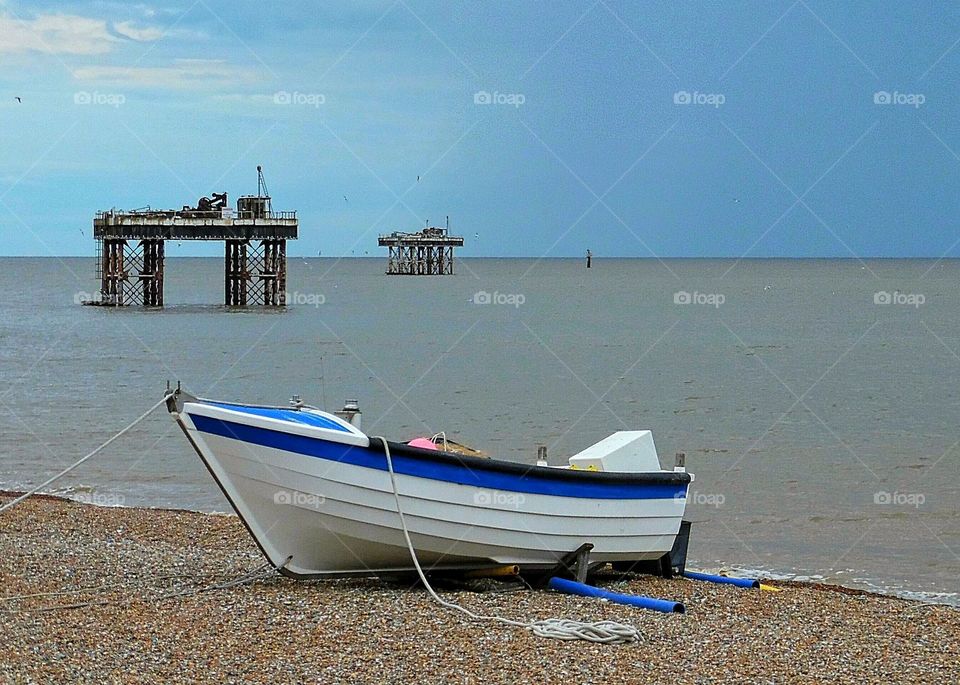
0 396 640 638
374 437 642 645
0 391 291 615
1 558 288 614
0 394 170 515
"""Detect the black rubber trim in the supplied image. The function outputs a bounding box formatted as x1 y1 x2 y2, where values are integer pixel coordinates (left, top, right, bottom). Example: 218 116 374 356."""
369 437 692 486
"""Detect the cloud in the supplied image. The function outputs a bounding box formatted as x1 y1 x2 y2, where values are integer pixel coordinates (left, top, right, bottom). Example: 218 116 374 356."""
0 11 169 55
206 94 281 105
112 20 164 42
134 4 159 19
0 12 119 55
73 59 259 90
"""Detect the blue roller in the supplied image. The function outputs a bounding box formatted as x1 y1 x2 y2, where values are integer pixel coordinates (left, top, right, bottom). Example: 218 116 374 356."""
684 571 760 588
547 576 685 614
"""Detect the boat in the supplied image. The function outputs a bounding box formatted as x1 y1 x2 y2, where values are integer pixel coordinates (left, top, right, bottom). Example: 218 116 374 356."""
166 389 693 578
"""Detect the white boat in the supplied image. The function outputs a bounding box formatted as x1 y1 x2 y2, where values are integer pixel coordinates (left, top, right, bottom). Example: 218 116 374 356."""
167 390 693 578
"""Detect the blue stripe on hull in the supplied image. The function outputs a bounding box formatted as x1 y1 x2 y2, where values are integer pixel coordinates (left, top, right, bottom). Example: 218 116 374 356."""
188 414 688 501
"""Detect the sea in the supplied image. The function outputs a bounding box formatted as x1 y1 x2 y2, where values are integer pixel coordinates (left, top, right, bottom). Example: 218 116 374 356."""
0 257 956 606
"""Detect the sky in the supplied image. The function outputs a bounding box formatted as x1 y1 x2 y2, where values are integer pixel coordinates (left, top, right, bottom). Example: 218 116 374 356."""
1 1 959 258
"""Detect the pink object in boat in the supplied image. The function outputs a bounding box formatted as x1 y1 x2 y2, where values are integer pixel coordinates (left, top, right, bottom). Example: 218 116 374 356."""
407 437 439 451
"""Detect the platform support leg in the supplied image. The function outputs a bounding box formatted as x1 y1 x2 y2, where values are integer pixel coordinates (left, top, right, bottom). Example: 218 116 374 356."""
100 239 126 305
225 240 249 306
140 239 164 307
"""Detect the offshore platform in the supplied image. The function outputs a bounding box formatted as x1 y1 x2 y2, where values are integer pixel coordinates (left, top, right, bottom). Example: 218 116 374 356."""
90 166 297 306
378 218 464 275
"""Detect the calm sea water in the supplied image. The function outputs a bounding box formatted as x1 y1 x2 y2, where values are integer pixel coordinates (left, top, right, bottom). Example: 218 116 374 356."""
0 257 957 605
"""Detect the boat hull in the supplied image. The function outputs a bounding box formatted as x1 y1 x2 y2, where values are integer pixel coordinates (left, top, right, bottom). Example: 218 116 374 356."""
174 400 692 578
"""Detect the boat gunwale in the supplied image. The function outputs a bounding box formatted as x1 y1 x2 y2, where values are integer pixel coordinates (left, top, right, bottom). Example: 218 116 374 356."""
371 437 692 486
181 401 693 487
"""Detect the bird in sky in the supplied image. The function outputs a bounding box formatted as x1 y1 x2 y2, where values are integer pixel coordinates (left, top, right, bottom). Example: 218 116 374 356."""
14 97 21 103
417 175 420 182
343 195 348 202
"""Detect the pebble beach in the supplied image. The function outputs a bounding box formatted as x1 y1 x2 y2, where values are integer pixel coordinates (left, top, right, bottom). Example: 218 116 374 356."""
1 493 957 684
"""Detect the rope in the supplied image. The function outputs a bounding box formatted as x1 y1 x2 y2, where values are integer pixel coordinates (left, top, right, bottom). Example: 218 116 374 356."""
373 437 641 645
0 391 293 614
1 558 287 615
0 394 170 515
0 395 639 638
0 574 203 602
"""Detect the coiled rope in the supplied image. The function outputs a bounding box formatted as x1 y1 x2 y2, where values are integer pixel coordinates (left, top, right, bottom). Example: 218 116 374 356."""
0 394 170 515
374 436 641 645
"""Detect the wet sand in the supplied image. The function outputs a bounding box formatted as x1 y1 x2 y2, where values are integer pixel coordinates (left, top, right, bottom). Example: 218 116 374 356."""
1 494 957 684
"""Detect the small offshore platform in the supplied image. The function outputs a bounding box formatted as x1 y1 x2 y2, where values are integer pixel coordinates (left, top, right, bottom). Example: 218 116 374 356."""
90 166 297 306
378 218 464 275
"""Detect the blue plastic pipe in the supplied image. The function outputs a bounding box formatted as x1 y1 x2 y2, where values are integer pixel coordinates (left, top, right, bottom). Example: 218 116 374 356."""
684 571 760 589
547 576 685 613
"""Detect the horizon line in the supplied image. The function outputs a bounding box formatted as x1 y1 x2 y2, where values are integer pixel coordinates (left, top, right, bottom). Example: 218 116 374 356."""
1 255 958 261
